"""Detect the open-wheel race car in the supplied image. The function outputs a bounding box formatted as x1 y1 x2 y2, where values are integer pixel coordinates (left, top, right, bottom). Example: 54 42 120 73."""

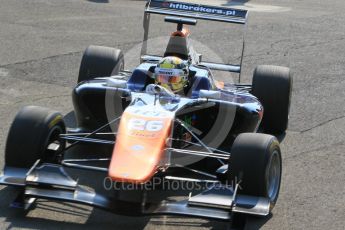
0 0 292 228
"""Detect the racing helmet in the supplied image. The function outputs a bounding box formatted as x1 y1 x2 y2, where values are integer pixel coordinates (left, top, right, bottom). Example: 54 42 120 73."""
154 56 188 93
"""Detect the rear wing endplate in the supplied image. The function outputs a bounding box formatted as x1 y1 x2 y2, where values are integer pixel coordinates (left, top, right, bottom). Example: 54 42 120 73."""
145 0 248 24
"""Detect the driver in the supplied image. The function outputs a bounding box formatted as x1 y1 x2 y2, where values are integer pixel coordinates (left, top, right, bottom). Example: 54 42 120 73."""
154 56 189 94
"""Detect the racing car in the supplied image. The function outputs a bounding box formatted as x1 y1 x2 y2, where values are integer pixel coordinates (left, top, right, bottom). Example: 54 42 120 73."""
0 0 292 228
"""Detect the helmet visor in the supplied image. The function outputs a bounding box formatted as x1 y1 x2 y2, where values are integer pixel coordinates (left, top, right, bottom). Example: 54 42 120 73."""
155 68 185 83
156 75 183 84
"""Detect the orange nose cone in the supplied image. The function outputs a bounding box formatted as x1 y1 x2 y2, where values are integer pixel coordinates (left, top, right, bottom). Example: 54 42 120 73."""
108 106 173 183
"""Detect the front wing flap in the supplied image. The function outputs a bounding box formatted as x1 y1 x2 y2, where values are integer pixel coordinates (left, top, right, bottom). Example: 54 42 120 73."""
0 163 270 219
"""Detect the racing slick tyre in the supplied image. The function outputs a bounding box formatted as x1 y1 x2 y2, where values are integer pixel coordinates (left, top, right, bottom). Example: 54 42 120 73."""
228 133 282 210
5 106 66 168
78 45 124 83
252 65 292 134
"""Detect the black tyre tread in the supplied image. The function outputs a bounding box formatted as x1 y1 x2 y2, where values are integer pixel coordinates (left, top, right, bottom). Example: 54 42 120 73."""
78 45 124 83
252 65 292 134
229 133 281 205
5 106 65 168
231 213 247 229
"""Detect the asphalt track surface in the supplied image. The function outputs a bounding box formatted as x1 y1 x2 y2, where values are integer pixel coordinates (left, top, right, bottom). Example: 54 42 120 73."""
0 0 344 229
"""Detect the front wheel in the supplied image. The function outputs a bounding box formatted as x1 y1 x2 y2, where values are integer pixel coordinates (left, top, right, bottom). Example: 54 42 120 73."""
5 106 66 168
228 133 282 209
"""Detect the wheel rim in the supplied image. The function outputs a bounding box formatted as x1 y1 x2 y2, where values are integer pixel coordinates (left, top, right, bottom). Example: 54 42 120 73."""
43 125 65 161
265 150 281 202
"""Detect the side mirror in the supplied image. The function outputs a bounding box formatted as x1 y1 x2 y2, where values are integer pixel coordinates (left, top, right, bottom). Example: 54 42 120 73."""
199 90 221 99
106 78 127 89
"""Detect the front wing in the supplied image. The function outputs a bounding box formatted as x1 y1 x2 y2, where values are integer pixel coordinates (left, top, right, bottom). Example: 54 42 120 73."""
0 163 270 220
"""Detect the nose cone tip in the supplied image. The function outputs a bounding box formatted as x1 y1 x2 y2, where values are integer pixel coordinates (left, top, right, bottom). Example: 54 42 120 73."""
108 171 153 184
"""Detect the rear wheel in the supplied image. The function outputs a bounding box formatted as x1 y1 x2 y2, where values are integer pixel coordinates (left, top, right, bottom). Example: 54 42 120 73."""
5 106 66 168
228 133 282 209
78 45 124 83
252 65 292 134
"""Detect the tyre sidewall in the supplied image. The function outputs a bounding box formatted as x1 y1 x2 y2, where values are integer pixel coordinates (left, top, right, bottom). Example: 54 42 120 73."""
5 106 65 168
229 133 282 207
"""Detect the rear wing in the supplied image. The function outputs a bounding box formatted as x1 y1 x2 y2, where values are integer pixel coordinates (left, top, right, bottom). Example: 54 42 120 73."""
141 0 248 81
145 0 248 24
